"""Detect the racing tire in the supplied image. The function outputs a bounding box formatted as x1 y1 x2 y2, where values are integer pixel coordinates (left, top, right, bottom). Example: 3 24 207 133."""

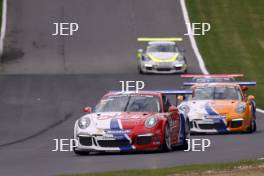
253 120 257 132
182 119 190 150
175 119 190 150
160 123 172 152
247 119 257 133
251 119 257 133
138 66 144 74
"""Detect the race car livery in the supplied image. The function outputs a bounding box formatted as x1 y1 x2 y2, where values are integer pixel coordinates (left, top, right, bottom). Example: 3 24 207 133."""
178 82 257 134
137 38 187 74
73 91 191 155
180 74 250 103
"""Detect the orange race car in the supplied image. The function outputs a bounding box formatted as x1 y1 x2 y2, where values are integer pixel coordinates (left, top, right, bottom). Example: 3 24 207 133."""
178 80 257 134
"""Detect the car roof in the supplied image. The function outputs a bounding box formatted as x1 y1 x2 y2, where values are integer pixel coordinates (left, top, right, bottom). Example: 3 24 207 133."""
148 41 175 45
105 91 162 97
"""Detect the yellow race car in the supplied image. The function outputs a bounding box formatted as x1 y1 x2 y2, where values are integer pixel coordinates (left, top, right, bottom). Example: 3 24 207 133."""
137 38 187 74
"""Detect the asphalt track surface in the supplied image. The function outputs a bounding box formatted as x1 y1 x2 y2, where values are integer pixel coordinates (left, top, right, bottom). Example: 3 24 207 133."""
0 0 263 176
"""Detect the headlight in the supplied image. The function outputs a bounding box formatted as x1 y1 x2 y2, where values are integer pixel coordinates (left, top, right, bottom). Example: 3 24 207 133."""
179 104 190 114
142 55 151 61
174 63 184 67
78 117 91 129
145 116 158 128
144 63 153 67
236 103 246 114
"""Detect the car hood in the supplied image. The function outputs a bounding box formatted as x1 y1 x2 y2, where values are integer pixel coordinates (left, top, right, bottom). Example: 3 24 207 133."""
147 52 178 60
82 112 155 129
185 100 240 119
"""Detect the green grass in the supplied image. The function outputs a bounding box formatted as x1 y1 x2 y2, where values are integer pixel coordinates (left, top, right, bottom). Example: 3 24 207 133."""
59 159 264 176
186 0 264 108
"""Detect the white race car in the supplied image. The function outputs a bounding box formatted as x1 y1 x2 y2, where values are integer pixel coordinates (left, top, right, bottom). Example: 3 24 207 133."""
137 38 187 74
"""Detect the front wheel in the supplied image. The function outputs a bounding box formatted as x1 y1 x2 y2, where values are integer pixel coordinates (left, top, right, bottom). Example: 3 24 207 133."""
160 123 172 152
176 119 190 150
253 120 257 132
247 119 257 133
183 64 188 74
182 119 190 150
138 66 144 74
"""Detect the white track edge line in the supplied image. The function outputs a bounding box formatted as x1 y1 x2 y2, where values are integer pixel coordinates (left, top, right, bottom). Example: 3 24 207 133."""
179 0 209 74
257 108 264 114
179 0 264 114
0 0 7 57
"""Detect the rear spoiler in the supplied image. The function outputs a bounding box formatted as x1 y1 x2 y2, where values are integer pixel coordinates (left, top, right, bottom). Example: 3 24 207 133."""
157 90 192 95
183 81 256 86
109 90 192 95
181 74 244 78
137 37 183 42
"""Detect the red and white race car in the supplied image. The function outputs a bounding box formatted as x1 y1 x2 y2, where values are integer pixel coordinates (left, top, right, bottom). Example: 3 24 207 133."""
73 90 191 155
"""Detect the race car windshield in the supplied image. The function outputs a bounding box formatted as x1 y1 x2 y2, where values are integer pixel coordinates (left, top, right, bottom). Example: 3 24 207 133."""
192 87 242 100
147 44 177 53
94 95 161 112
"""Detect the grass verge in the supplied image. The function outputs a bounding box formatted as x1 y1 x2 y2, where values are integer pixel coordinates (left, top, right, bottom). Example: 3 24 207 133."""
186 0 264 108
59 159 264 176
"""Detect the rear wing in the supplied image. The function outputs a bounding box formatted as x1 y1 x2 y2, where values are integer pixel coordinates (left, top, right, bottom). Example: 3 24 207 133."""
157 90 192 95
183 81 256 86
110 90 192 95
181 74 244 78
137 37 183 42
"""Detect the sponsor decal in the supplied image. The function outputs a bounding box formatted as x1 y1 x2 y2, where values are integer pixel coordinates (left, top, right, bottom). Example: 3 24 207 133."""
204 115 226 119
105 129 131 134
110 118 133 151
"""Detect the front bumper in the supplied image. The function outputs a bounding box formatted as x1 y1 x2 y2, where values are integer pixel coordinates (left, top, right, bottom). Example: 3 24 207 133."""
190 117 248 134
139 62 187 74
74 132 162 152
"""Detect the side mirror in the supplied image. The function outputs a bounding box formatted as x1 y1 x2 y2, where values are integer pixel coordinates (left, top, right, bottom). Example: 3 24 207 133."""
137 49 143 53
241 86 248 92
168 106 178 113
248 95 255 101
83 106 92 113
